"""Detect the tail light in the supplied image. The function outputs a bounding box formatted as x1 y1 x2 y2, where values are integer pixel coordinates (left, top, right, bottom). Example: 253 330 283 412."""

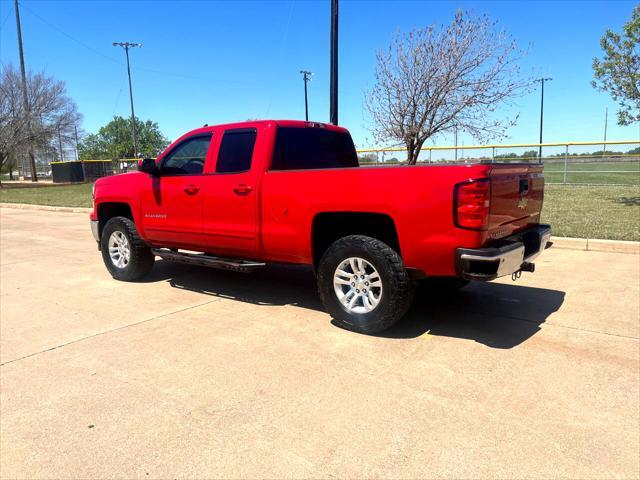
454 179 491 230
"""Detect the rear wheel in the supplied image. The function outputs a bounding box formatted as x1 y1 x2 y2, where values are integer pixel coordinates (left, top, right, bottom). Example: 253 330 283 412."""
100 216 154 281
317 235 414 334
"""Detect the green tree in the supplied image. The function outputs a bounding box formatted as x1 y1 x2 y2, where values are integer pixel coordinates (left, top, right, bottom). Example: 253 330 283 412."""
79 116 168 160
592 6 640 125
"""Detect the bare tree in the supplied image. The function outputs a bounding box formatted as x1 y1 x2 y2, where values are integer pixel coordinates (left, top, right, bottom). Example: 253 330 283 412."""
365 11 531 164
0 64 81 183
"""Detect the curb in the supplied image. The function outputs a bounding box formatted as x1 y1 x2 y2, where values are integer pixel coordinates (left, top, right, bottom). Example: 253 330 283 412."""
0 202 92 214
1 203 638 254
550 236 639 254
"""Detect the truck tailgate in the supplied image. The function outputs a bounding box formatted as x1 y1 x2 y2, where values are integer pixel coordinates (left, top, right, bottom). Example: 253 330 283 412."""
487 164 544 239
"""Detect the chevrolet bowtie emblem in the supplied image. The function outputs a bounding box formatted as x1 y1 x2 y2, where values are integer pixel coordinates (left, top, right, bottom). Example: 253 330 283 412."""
518 196 529 209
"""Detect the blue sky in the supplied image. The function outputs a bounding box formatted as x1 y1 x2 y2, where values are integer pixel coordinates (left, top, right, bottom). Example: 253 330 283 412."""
0 0 638 150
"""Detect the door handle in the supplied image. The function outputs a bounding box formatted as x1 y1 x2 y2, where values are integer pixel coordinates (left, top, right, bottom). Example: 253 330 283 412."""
184 184 200 195
233 184 253 196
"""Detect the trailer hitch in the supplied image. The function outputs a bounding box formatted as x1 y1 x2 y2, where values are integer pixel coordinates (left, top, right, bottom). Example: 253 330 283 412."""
512 262 535 281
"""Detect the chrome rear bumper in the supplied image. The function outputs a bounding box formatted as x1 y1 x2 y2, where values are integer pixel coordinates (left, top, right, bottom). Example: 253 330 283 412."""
455 225 552 281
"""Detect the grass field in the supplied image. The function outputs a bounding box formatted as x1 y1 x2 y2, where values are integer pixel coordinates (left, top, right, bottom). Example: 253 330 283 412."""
543 161 640 185
0 183 93 208
542 185 639 241
1 182 638 241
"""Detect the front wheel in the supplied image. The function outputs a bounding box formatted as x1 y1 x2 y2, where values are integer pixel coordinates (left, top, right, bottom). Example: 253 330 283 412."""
100 216 154 281
317 235 414 335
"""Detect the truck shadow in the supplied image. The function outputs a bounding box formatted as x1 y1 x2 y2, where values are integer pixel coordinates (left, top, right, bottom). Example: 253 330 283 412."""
146 260 565 349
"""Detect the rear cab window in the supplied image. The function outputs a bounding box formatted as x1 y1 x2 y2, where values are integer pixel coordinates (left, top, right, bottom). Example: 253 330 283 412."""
271 127 358 170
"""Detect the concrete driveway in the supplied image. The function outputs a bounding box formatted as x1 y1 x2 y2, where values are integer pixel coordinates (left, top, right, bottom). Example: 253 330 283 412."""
1 207 638 479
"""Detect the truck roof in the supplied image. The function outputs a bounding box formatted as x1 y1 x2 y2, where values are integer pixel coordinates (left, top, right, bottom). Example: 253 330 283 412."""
178 120 349 141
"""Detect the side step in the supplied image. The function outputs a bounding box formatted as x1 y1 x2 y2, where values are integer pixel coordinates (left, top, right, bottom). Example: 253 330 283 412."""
151 248 266 273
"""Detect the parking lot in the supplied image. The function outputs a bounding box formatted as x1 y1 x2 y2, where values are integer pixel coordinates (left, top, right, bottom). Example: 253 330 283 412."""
1 207 638 479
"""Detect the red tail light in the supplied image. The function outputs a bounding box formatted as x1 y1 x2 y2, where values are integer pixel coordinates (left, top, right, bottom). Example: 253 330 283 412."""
454 179 491 230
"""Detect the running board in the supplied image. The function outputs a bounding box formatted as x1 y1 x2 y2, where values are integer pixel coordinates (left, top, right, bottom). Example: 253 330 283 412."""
151 248 266 273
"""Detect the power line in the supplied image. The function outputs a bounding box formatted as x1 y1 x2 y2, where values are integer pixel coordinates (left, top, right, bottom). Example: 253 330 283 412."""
20 2 121 65
20 2 277 88
112 73 127 117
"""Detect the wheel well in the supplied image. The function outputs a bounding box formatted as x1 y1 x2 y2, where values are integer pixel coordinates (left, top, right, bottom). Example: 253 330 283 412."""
312 212 401 265
97 202 133 237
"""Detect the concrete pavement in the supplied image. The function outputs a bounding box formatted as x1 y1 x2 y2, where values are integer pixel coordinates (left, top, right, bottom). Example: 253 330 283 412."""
0 207 638 479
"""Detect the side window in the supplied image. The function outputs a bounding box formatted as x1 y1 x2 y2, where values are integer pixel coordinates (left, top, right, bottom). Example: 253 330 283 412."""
160 135 211 175
216 129 257 173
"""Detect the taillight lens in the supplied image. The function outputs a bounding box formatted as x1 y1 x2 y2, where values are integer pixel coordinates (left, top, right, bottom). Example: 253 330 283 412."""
454 179 490 230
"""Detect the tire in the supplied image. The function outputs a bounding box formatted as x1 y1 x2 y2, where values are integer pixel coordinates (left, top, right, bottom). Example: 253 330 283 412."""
100 216 154 281
317 235 414 335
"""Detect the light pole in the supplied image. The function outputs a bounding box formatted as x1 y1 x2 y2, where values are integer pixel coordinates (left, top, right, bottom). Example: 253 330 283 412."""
329 0 338 125
534 77 552 160
14 0 37 181
300 70 313 121
113 42 142 157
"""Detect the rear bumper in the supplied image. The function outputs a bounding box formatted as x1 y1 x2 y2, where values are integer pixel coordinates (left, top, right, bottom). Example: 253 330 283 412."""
455 224 552 281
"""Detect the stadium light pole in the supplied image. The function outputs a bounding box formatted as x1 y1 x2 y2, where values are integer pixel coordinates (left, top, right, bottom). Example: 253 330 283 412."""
329 0 338 125
113 42 142 157
300 70 313 121
534 77 552 160
14 0 37 181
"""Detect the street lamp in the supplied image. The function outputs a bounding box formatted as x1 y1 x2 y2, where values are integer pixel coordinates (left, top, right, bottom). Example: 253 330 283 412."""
534 77 552 160
113 42 142 157
299 70 313 121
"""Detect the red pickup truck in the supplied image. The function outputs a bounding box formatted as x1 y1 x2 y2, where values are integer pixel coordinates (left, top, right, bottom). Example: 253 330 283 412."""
90 120 551 334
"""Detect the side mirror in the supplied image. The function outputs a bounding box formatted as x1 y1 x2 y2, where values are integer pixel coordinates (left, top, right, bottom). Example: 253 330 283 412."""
139 158 159 175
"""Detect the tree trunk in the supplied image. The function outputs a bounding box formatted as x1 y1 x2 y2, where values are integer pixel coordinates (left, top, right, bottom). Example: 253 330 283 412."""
406 140 424 165
407 142 416 165
29 149 38 182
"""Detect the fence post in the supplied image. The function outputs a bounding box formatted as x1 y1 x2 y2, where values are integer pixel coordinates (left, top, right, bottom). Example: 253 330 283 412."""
429 148 432 163
563 145 568 185
492 147 495 163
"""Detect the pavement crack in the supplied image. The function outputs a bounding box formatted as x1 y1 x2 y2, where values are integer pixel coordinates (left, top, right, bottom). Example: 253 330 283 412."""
0 298 225 367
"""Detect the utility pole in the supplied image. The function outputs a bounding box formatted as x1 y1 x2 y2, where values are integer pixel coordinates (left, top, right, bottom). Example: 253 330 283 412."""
454 127 458 162
299 70 313 121
57 125 63 161
113 42 142 157
603 107 608 156
534 77 552 160
329 0 338 125
74 125 80 161
14 0 37 182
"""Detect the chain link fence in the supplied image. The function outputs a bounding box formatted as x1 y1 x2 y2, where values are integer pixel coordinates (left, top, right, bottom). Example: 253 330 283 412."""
357 140 640 186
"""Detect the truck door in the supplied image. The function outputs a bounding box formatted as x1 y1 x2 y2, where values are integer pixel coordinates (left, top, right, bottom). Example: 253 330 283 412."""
139 134 212 246
200 127 260 256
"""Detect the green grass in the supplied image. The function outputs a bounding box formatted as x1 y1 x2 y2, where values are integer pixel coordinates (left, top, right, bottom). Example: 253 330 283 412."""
0 183 93 208
1 182 638 241
543 161 640 185
542 184 640 241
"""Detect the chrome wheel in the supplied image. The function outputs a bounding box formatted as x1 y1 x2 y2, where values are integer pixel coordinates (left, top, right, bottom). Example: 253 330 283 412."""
333 257 383 314
108 231 130 268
